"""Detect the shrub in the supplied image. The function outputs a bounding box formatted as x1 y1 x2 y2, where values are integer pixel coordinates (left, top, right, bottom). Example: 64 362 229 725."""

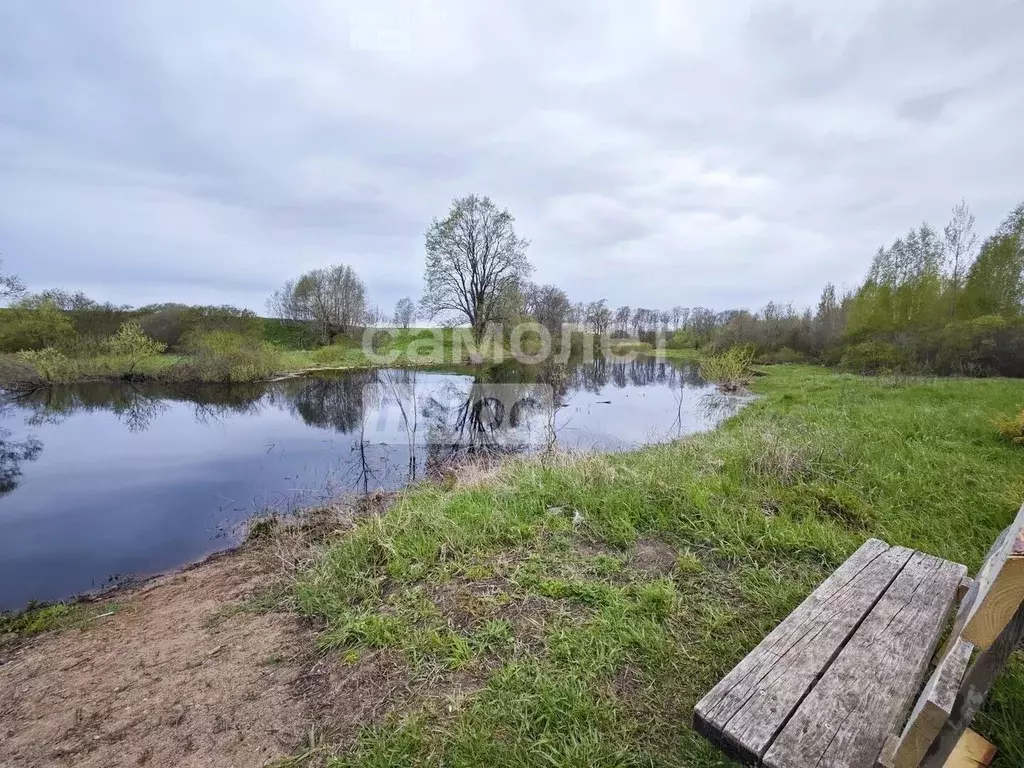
936 315 1021 376
139 309 186 348
15 348 79 383
68 305 136 339
136 304 262 351
108 321 167 374
838 341 905 374
700 346 754 391
995 409 1024 446
178 330 283 382
756 346 807 365
0 301 77 353
666 329 699 350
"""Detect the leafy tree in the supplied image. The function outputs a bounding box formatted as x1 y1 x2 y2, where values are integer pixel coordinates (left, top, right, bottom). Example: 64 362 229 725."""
813 283 844 353
421 194 533 341
959 205 1023 319
393 297 417 329
109 321 167 374
0 258 26 305
961 234 1024 318
268 264 366 344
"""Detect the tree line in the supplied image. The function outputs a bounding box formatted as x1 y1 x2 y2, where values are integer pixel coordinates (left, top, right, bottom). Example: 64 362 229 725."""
705 199 1024 375
4 192 1024 377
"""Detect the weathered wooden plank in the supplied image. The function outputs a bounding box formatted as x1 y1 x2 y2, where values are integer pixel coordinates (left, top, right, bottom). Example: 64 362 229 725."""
943 729 997 768
693 539 911 765
878 638 974 768
957 576 974 602
763 551 966 768
950 504 1024 651
921 598 1024 768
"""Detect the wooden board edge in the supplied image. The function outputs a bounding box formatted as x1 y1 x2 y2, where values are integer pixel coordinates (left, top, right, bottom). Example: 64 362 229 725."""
943 728 997 768
961 557 1024 648
692 707 760 767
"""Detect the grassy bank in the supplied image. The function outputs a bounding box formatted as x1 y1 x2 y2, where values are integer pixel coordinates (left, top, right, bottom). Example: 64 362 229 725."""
290 366 1024 767
2 325 660 389
0 327 492 389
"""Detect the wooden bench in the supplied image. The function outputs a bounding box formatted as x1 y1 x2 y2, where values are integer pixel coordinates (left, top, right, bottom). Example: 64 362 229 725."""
694 503 1024 768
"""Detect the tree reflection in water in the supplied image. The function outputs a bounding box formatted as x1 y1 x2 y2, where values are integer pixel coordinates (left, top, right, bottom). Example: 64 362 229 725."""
0 359 727 498
0 426 42 498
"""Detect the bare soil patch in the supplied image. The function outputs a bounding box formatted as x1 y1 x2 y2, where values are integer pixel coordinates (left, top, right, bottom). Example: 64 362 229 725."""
629 538 678 578
0 549 310 768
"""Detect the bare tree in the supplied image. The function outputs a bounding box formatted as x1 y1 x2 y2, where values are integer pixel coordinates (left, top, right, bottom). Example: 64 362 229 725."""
585 299 612 335
268 264 366 343
671 305 684 330
421 195 533 341
393 297 417 329
614 305 631 335
571 301 586 329
364 305 388 327
943 199 978 317
524 283 571 333
22 288 96 311
1 259 26 306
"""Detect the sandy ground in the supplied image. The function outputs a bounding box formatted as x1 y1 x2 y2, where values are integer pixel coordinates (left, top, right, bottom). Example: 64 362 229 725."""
0 550 311 768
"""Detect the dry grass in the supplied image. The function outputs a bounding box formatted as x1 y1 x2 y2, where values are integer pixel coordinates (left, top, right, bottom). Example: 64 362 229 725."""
995 408 1024 445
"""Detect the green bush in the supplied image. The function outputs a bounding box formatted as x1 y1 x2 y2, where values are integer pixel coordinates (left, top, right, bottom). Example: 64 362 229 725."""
136 304 262 351
0 301 77 353
838 341 905 374
700 345 754 391
108 321 166 374
15 348 80 383
667 329 699 350
177 330 283 382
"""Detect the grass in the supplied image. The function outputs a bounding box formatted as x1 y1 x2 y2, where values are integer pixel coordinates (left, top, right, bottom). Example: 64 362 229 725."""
290 366 1024 767
1 601 121 650
281 327 523 372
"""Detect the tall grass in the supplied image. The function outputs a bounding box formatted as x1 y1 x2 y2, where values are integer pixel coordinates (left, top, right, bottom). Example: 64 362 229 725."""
995 408 1024 445
699 345 754 391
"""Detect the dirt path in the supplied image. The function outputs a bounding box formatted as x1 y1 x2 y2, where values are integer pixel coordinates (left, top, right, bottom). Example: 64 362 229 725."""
0 550 311 768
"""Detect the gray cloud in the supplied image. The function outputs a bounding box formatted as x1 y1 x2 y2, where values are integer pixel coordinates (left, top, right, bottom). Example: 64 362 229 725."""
1 0 1023 315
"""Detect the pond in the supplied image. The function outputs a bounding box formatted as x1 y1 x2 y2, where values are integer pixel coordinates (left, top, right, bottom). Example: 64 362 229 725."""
0 359 745 611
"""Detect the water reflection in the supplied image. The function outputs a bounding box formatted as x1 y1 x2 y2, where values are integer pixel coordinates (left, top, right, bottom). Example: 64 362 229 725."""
0 428 42 499
0 359 747 609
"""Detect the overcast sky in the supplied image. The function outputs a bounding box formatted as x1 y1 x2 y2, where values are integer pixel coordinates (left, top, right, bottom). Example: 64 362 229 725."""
2 1 1022 315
